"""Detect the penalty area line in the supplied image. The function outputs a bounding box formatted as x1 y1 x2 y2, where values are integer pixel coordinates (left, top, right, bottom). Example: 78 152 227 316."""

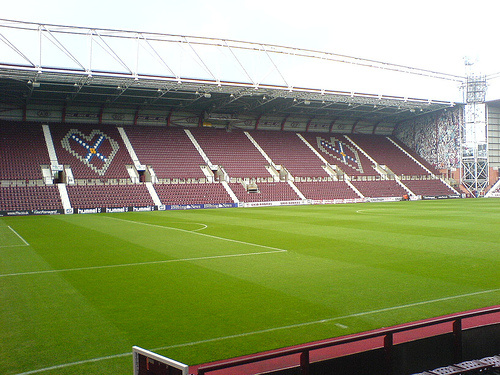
0 249 286 278
14 287 500 375
105 216 288 253
7 226 30 246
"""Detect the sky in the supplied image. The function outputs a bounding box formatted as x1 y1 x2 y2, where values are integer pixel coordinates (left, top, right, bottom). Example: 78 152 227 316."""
2 0 500 102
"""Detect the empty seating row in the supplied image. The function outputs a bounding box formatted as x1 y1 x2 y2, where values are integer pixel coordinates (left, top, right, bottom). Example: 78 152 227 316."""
0 121 50 180
348 134 431 176
66 184 154 208
249 130 330 177
125 127 206 179
190 128 270 178
351 180 407 198
229 182 300 203
403 179 456 196
0 186 62 210
294 181 360 200
154 183 233 205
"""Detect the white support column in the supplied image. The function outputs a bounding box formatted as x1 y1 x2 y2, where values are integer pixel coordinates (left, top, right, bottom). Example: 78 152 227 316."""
221 181 239 203
57 183 72 211
117 127 140 165
287 180 306 200
145 182 162 206
184 129 212 166
42 124 59 166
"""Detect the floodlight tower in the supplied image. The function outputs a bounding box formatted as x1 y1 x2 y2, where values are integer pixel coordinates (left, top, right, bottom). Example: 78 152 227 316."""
461 58 488 196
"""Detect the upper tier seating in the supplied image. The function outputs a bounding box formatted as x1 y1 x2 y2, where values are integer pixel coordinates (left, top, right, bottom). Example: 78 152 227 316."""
390 137 441 175
51 124 132 179
348 134 431 176
66 184 154 208
0 121 50 180
190 128 270 179
0 185 62 211
249 131 329 177
125 126 206 179
300 133 376 176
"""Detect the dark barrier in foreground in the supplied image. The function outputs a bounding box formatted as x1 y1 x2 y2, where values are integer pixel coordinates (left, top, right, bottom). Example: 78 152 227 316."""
196 306 500 375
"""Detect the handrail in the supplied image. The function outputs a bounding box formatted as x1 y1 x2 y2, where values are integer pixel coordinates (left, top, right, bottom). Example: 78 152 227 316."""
197 305 500 375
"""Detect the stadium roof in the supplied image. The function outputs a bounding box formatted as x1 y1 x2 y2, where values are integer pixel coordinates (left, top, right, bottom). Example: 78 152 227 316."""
0 19 460 128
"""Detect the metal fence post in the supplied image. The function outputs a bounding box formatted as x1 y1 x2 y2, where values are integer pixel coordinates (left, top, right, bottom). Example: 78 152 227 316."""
300 350 310 375
384 332 394 375
453 318 463 363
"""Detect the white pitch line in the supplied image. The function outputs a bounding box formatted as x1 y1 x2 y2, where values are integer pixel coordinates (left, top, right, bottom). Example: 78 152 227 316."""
14 287 500 375
105 216 287 252
157 221 208 232
0 217 288 278
0 244 28 248
8 226 30 246
0 250 286 278
190 223 208 232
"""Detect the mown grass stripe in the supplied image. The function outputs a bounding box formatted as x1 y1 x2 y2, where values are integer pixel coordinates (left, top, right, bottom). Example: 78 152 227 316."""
15 287 500 375
0 249 286 278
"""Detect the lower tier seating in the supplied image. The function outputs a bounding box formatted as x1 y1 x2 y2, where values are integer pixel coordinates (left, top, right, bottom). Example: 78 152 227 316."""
0 186 62 211
229 182 300 202
66 184 154 208
294 181 360 200
154 183 233 205
351 180 407 198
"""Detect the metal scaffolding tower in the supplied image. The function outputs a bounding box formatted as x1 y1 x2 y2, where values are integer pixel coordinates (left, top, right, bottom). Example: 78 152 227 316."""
461 63 488 196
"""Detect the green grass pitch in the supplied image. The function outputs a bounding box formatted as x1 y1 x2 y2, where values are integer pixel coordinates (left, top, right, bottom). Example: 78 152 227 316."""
1 199 499 374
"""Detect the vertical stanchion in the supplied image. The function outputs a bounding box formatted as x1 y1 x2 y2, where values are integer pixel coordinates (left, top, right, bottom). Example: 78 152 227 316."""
453 318 463 363
384 333 394 375
300 350 310 375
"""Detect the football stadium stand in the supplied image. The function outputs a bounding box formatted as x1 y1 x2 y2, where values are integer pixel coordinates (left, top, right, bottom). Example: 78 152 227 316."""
0 121 465 214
